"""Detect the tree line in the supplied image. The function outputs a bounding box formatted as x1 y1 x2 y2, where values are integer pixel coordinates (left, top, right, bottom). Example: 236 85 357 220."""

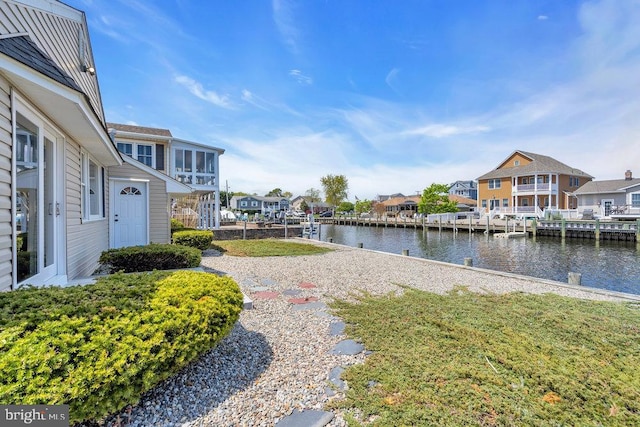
221 175 458 215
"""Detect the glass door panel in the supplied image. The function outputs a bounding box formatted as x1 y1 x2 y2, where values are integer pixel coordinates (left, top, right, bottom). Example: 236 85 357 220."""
15 114 39 282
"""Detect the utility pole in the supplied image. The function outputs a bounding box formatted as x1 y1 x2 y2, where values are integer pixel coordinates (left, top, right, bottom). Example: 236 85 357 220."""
225 180 230 208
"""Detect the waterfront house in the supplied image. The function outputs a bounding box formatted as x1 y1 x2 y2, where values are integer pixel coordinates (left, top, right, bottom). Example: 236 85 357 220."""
449 180 478 200
448 194 478 212
290 195 331 214
376 193 405 202
230 195 290 216
107 123 224 239
477 150 593 217
573 170 640 219
1 0 123 289
378 195 421 217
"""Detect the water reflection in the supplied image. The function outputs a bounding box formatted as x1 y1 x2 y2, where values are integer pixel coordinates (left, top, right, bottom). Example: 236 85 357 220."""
320 225 640 295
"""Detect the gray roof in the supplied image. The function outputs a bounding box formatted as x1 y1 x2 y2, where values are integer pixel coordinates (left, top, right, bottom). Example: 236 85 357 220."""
107 122 173 137
573 178 640 195
477 150 593 180
0 35 82 92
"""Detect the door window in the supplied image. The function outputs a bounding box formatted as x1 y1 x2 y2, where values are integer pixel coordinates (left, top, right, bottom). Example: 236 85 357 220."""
14 112 58 283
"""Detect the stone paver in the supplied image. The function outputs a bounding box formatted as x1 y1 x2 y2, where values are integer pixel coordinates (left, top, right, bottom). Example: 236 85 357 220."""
275 410 334 427
329 339 364 355
329 321 345 336
252 291 280 300
287 296 319 304
291 301 327 311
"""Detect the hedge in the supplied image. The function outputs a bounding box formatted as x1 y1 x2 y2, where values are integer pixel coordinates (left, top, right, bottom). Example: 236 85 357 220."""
0 270 244 424
99 243 201 273
172 230 213 251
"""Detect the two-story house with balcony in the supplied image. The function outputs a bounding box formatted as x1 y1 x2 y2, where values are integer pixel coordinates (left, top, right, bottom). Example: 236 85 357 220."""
477 150 593 217
107 123 224 246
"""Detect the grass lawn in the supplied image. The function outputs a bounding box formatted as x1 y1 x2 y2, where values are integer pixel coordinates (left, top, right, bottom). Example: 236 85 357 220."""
212 238 333 257
329 287 640 426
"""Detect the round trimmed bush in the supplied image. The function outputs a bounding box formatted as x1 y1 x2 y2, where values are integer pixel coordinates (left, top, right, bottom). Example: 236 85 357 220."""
0 270 243 424
172 230 213 251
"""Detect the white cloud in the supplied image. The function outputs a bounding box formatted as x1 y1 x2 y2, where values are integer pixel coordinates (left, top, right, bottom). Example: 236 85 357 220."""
289 69 313 85
174 75 233 109
404 124 491 138
385 68 401 94
273 0 300 54
537 15 548 20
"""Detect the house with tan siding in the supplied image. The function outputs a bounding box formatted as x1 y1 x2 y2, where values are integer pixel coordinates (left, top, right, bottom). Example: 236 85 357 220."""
477 150 593 218
107 123 224 246
0 0 224 290
0 0 126 289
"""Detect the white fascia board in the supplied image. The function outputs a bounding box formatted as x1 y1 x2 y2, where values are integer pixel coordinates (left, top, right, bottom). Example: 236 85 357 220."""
121 155 192 194
0 56 121 166
170 137 225 154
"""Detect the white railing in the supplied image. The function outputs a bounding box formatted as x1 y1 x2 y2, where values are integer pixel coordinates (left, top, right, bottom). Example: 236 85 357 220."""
489 206 544 219
514 183 556 193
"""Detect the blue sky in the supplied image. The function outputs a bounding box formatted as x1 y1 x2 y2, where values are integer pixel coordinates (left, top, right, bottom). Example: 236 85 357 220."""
66 0 640 200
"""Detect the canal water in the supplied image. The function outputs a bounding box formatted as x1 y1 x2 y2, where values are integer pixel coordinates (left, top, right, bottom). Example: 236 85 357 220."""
318 224 640 295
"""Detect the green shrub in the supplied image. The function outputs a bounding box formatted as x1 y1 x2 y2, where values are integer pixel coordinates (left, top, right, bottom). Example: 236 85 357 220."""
170 218 185 232
0 270 244 424
172 230 213 250
98 243 201 273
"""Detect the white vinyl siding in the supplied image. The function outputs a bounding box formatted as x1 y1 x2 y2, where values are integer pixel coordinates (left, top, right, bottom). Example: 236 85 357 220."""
65 139 109 279
0 75 12 290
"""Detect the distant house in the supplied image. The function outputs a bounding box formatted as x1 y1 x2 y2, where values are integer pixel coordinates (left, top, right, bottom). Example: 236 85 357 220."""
230 195 290 215
107 123 225 245
448 194 478 212
477 150 593 217
449 180 477 200
376 193 405 202
378 195 421 217
290 196 330 213
573 170 640 218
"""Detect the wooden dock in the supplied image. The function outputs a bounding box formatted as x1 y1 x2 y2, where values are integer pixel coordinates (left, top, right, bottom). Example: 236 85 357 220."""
321 216 640 242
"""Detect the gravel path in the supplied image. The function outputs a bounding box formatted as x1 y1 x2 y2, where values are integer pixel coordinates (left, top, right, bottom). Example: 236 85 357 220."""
105 239 635 427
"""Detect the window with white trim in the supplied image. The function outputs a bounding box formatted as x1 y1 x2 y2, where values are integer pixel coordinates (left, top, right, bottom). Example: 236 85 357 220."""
137 144 153 167
569 176 580 187
116 142 154 167
632 193 640 207
488 179 501 189
481 199 487 208
81 152 104 220
173 147 216 186
117 142 132 157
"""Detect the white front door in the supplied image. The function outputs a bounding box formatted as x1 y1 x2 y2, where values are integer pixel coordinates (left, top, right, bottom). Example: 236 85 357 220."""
111 181 148 248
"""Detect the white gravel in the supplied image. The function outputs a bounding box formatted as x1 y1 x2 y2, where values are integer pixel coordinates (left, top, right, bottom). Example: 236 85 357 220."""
104 239 636 427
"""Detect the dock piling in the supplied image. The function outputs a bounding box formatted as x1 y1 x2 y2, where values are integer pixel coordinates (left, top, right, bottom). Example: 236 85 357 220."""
568 272 582 286
464 257 473 267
